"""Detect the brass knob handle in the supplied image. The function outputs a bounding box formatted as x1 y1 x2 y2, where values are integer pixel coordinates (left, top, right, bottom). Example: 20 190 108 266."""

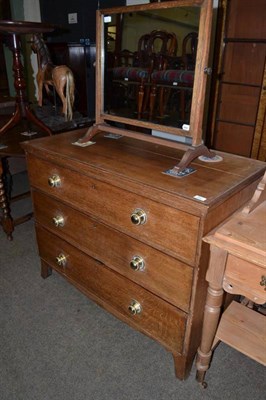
56 253 67 268
130 256 145 271
130 209 147 225
128 300 142 315
260 275 266 290
52 215 65 227
48 174 61 187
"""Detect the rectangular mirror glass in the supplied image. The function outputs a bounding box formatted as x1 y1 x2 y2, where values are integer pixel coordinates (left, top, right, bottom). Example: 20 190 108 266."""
104 6 200 131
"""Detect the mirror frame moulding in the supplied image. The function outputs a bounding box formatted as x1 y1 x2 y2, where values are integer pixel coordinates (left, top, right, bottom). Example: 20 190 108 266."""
79 0 216 171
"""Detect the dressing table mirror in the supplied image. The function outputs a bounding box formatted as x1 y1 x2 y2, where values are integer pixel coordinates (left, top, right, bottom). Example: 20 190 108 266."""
79 0 215 171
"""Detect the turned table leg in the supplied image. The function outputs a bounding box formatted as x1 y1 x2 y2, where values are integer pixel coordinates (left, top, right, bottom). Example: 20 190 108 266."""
196 246 228 387
0 159 14 240
0 32 52 136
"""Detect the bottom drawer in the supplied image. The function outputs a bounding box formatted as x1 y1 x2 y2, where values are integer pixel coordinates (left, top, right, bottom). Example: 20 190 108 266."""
36 225 187 354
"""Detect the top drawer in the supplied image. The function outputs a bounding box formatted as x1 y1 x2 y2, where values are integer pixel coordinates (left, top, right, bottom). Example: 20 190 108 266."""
27 155 200 264
223 254 266 305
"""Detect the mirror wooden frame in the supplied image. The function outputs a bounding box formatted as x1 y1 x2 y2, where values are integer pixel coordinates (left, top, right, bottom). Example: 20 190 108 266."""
79 0 215 170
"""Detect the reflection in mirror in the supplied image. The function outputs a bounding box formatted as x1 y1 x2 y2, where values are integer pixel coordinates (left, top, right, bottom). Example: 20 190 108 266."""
104 7 200 129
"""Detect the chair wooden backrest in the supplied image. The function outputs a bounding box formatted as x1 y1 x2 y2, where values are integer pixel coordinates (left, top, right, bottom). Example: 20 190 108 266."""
112 30 177 72
149 30 177 56
132 33 153 68
148 30 177 71
112 49 134 68
182 32 198 70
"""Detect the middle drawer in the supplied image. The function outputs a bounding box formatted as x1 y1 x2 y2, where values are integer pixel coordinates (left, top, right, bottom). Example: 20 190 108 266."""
33 190 193 312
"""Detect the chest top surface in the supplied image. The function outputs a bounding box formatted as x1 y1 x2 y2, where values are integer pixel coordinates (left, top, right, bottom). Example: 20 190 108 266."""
23 129 265 208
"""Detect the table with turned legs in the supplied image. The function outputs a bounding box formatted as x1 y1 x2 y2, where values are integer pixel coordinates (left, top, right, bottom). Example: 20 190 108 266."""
196 173 266 387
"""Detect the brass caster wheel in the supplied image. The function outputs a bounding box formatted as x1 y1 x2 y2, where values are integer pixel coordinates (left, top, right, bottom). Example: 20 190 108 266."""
200 381 208 389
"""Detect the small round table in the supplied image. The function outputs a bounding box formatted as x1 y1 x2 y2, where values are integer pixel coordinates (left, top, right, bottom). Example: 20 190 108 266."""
0 20 55 136
0 20 56 239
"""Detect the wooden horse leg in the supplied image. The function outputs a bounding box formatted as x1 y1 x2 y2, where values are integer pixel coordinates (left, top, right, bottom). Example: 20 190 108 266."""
52 68 74 121
44 83 53 97
36 75 43 107
37 86 43 106
57 87 67 120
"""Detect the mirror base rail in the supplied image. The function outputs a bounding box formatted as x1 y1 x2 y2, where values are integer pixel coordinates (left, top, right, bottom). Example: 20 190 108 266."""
77 122 216 172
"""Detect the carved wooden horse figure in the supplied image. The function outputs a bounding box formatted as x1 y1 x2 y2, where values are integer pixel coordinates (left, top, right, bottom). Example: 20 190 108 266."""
31 33 75 121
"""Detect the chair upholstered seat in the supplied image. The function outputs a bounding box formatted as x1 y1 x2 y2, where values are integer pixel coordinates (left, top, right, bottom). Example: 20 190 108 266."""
112 66 149 81
151 69 194 85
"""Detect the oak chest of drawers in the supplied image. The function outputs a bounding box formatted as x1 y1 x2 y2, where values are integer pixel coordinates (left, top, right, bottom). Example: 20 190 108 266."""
23 129 265 379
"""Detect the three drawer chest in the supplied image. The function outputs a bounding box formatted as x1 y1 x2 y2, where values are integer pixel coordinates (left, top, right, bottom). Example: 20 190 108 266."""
23 129 265 379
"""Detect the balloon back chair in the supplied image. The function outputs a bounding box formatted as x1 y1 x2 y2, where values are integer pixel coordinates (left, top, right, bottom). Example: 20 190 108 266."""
149 31 198 123
109 30 177 120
